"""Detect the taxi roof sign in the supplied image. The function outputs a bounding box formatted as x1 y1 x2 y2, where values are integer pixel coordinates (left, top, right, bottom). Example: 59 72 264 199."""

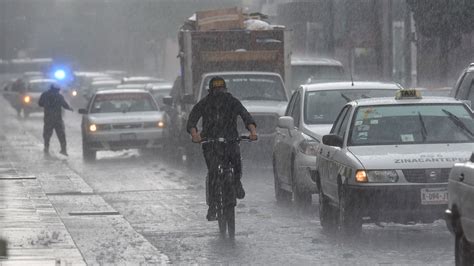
395 89 422 100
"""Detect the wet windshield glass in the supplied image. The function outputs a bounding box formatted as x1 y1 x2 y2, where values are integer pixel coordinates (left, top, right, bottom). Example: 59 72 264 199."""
29 82 54 92
91 93 157 113
349 104 474 145
304 89 396 124
202 75 287 101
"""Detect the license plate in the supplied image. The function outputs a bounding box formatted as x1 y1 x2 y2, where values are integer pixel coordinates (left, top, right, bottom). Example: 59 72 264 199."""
120 133 136 141
420 187 448 205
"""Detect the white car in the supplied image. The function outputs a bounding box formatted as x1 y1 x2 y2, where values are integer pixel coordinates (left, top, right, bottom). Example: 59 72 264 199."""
23 79 59 117
121 76 164 85
446 154 474 265
316 89 474 234
79 89 168 161
273 82 401 206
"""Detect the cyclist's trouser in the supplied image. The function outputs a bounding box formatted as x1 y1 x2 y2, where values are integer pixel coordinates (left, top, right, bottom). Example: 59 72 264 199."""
202 142 241 206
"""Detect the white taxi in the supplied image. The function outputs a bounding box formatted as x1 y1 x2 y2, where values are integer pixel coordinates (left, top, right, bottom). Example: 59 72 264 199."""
316 89 474 234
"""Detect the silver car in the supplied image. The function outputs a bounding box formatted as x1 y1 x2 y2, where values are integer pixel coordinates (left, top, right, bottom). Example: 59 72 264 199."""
273 81 401 206
317 91 474 234
79 89 168 161
446 153 474 265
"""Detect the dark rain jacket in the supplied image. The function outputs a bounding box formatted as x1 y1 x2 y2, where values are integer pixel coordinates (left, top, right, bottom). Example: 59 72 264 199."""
186 92 256 139
38 89 72 122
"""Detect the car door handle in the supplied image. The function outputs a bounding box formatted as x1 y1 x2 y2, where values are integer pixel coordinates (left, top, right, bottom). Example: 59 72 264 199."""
459 173 465 182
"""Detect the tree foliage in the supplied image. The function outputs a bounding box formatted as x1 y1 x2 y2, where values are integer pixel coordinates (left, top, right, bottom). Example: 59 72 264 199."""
407 0 474 46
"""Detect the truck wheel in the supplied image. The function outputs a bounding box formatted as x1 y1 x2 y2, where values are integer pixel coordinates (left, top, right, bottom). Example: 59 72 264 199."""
455 233 473 266
82 142 96 161
273 157 291 204
319 188 336 232
292 161 311 207
338 185 362 235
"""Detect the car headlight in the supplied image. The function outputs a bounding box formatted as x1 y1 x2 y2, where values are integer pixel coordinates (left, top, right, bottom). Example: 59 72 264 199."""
144 121 166 128
72 90 78 96
89 124 97 132
23 95 31 104
355 170 399 183
298 134 319 156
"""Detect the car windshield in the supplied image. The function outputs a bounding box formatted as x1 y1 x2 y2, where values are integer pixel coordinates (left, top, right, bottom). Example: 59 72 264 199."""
202 74 287 101
304 89 396 124
29 82 55 92
349 103 474 146
292 65 344 88
90 93 158 113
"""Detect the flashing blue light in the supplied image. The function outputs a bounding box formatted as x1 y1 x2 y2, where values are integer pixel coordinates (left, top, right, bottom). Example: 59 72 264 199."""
54 69 66 80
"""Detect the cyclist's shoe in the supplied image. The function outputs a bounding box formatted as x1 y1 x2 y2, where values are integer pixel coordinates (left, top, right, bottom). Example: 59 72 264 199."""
206 206 217 221
236 180 245 199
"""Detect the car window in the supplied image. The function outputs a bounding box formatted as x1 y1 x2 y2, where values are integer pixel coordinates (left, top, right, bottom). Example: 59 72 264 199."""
466 80 474 105
455 72 473 99
336 106 352 138
330 105 350 134
201 74 287 101
290 92 301 127
285 90 298 116
90 93 158 113
304 89 396 124
349 103 474 146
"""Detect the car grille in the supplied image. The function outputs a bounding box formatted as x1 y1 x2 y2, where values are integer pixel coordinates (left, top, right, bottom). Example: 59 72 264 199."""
112 123 143 130
238 114 278 134
108 140 148 148
402 168 450 183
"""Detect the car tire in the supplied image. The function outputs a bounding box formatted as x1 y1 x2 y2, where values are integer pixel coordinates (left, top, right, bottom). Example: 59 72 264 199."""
319 188 336 232
455 232 474 266
82 141 96 161
273 157 291 204
292 159 311 207
338 185 362 235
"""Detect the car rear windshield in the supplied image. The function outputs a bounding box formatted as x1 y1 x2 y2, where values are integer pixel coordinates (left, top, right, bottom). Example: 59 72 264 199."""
292 65 344 88
349 103 474 146
304 89 396 124
90 93 157 113
202 74 287 101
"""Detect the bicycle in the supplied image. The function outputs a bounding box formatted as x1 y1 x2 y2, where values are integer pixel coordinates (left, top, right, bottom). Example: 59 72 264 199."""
200 136 253 239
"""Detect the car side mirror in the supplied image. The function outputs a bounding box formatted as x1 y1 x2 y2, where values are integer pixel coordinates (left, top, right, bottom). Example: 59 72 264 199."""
163 96 173 106
277 116 294 129
78 108 88 114
322 134 343 148
182 94 196 104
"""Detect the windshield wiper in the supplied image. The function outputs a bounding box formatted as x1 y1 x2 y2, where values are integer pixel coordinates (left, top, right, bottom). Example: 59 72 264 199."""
340 93 352 102
442 109 474 138
417 112 427 142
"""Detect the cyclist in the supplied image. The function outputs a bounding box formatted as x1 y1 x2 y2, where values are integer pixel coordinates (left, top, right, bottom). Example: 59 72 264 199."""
187 76 257 221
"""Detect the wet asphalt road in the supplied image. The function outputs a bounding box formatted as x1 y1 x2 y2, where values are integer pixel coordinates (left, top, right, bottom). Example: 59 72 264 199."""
5 100 455 265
